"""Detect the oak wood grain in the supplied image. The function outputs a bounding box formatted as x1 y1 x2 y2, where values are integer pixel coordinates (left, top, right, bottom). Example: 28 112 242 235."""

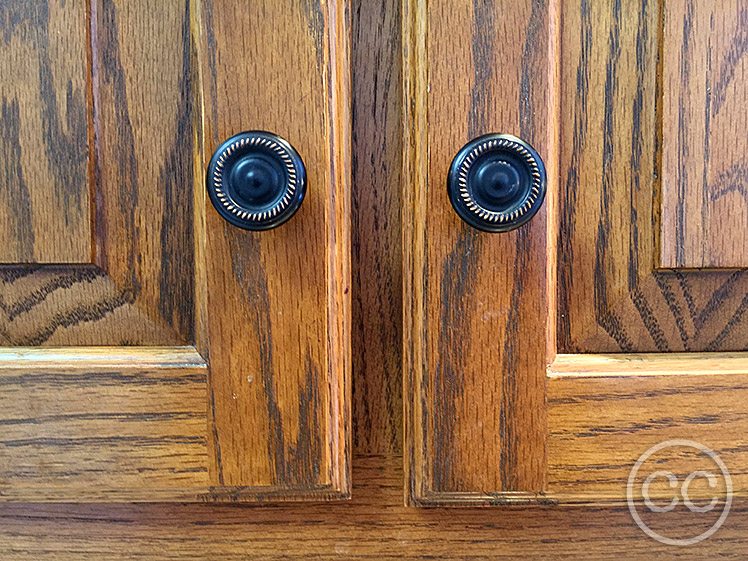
93 0 195 343
661 0 748 268
0 0 352 504
195 0 351 497
558 0 748 353
548 353 748 503
2 455 748 559
0 266 183 346
5 0 748 554
0 347 209 502
0 0 195 347
0 0 91 264
403 0 556 504
351 0 403 456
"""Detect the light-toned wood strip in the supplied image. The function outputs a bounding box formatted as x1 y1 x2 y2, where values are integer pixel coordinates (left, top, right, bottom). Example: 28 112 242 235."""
0 347 209 502
548 365 748 502
661 0 748 268
550 352 748 377
0 0 91 264
195 0 351 497
0 346 206 368
92 0 194 343
403 0 556 503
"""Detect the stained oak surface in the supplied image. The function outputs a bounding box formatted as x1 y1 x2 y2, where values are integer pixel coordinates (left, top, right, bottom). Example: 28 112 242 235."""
0 0 199 499
0 0 91 264
661 0 748 268
405 0 748 510
4 0 748 558
403 0 555 502
0 0 352 502
2 456 748 560
351 0 403 456
558 0 748 353
550 0 748 511
548 354 748 501
0 348 209 501
0 0 195 347
92 0 196 344
195 0 351 496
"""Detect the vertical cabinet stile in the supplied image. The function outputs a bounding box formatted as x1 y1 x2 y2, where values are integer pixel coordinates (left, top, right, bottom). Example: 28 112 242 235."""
402 0 557 505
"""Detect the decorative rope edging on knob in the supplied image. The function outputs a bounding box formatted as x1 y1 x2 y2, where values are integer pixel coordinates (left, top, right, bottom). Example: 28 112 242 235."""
447 133 547 233
206 131 306 231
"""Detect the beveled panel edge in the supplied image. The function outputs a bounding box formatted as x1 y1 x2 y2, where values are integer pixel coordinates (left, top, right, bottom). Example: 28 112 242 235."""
0 346 207 369
548 352 748 378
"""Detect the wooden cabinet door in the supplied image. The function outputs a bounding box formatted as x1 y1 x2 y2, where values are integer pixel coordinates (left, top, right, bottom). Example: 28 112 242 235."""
404 0 748 506
0 0 350 502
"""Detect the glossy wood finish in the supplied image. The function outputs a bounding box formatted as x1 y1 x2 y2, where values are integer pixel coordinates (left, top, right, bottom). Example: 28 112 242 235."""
403 0 557 504
0 1 91 264
0 0 200 500
4 0 748 556
351 0 403 455
0 347 209 501
3 456 748 560
559 0 748 353
548 353 748 502
404 0 748 510
0 0 194 347
548 0 748 509
0 0 352 502
194 0 351 498
661 0 748 268
92 0 196 343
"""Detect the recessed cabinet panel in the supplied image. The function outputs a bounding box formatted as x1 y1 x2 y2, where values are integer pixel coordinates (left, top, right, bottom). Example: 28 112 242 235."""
660 0 748 269
0 0 91 264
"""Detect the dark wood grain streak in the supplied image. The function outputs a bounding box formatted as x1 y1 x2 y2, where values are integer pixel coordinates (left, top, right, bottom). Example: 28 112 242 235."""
0 0 91 264
559 0 748 353
350 0 403 455
0 101 35 259
403 0 555 504
672 0 695 267
157 0 195 341
195 0 351 498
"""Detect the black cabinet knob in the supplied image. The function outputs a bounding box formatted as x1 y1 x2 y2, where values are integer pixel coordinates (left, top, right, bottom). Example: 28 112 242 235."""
447 133 546 232
206 131 306 230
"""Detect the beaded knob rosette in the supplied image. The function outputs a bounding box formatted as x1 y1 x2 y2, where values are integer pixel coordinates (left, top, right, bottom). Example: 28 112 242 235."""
447 133 546 233
207 131 306 231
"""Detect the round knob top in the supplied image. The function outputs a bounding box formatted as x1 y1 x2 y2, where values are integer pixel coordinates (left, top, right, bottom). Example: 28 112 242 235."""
206 131 306 230
447 133 546 233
